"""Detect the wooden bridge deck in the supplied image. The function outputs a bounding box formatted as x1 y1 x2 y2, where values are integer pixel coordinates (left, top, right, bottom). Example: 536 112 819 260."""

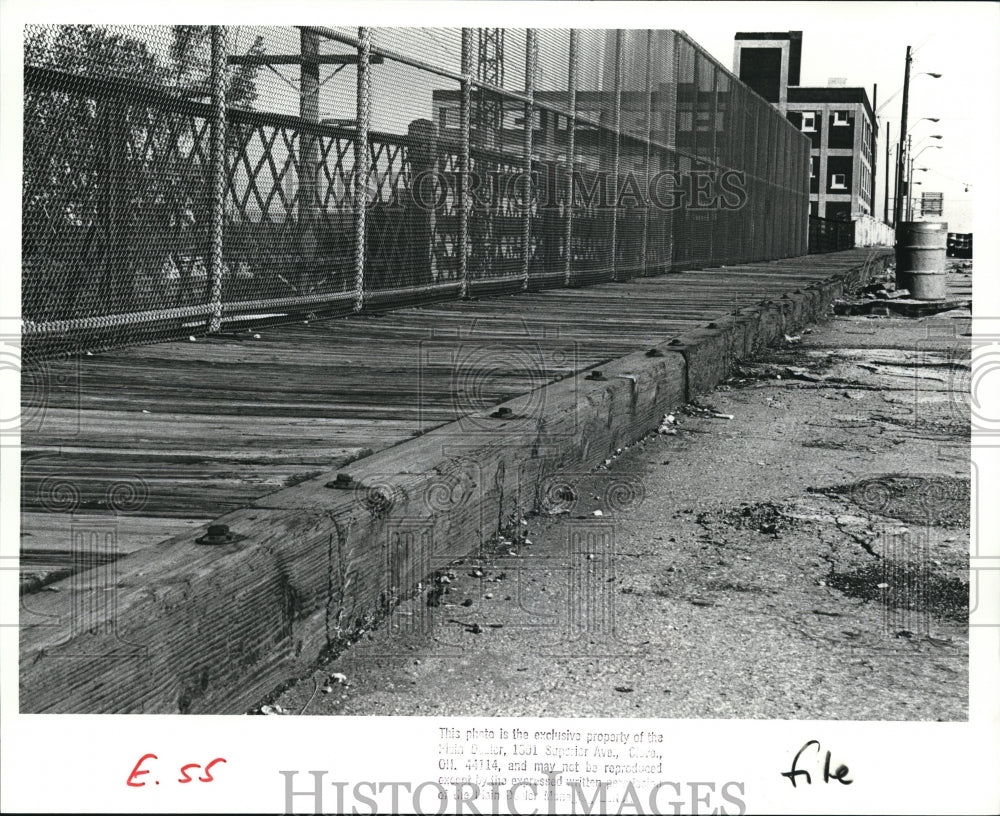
21 250 889 585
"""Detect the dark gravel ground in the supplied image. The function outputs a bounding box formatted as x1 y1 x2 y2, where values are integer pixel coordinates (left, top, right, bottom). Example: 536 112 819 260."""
262 276 971 721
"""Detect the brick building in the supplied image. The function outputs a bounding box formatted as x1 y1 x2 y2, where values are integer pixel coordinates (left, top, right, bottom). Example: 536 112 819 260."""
733 32 876 221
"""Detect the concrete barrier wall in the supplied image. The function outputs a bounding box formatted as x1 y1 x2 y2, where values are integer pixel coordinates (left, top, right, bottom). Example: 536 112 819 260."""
854 214 894 247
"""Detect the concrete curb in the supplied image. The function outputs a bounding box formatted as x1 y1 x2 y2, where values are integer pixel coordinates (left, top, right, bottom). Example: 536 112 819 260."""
19 251 890 713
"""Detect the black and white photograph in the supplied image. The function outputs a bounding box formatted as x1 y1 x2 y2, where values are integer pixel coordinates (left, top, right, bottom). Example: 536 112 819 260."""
1 1 998 814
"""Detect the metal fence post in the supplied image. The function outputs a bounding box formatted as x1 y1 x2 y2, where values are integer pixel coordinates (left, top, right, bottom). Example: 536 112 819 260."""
522 29 537 291
610 29 622 281
641 29 653 277
564 29 578 287
299 28 320 295
459 29 472 299
407 120 437 288
208 25 229 334
707 60 719 264
354 27 372 312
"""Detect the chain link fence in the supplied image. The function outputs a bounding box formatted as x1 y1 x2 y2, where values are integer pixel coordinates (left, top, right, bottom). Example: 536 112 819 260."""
22 25 810 359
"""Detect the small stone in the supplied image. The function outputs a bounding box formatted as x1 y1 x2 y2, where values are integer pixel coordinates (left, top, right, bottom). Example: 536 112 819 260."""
189 336 197 342
593 510 603 517
484 592 493 600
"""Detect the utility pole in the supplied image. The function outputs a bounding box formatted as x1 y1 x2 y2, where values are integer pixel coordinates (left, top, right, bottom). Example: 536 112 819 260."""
883 121 891 224
893 45 911 226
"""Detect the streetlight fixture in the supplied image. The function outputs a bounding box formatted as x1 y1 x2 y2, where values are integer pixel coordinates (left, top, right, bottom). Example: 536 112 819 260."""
893 47 942 225
913 144 944 161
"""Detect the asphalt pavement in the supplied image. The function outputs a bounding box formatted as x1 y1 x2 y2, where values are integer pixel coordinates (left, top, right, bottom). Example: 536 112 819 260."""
266 264 971 721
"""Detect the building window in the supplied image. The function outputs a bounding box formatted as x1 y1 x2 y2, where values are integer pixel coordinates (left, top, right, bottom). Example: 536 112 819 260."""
810 157 817 179
510 109 543 130
831 173 847 189
439 108 449 129
833 110 850 126
801 111 816 132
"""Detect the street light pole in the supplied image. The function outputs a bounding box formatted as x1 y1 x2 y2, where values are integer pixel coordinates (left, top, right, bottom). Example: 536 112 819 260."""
883 120 891 223
893 45 911 226
909 145 944 219
907 135 915 221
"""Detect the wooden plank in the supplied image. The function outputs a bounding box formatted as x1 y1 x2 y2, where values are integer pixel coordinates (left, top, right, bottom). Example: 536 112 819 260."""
19 249 891 582
21 513 209 556
17 249 897 712
20 346 690 713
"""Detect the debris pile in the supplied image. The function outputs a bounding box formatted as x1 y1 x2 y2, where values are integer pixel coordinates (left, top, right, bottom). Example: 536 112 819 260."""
657 413 678 435
859 279 910 301
680 402 734 420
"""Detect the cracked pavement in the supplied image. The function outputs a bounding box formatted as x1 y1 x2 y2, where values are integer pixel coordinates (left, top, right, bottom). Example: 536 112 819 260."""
264 282 971 721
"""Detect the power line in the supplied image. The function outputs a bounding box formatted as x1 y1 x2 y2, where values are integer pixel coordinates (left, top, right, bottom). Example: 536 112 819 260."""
919 166 973 188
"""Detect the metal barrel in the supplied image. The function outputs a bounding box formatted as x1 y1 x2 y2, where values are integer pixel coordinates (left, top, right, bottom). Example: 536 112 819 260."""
895 221 948 300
